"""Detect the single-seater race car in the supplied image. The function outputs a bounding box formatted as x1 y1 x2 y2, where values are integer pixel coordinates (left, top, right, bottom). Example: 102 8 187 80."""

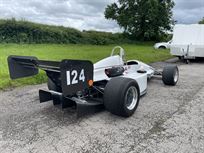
8 46 179 117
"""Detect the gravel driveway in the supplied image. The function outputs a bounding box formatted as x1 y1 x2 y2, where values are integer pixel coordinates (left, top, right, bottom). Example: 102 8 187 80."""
0 59 204 153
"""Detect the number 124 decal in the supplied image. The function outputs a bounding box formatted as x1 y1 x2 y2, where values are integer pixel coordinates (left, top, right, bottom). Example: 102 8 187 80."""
66 69 85 85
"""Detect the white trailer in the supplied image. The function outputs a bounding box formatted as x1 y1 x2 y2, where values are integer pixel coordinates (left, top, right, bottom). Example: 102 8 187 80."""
170 24 204 59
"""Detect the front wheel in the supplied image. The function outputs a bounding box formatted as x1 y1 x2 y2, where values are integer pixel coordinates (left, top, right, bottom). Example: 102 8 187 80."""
104 77 140 117
162 65 179 86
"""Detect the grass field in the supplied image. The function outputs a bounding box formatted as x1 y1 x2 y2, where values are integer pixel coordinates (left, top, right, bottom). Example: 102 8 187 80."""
0 43 172 89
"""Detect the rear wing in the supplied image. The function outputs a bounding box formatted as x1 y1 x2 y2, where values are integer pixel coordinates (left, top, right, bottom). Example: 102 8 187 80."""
8 56 61 79
8 56 94 96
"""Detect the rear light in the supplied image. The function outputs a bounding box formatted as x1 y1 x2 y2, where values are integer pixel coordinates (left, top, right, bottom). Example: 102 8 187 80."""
88 80 94 87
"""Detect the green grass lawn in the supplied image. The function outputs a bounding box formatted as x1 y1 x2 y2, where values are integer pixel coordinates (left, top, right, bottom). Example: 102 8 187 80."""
0 43 172 90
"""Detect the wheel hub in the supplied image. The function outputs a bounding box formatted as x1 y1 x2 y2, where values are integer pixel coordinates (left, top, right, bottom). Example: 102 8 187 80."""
125 86 138 110
174 70 179 83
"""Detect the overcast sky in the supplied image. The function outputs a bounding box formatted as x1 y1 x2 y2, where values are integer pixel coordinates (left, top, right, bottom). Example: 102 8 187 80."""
0 0 203 32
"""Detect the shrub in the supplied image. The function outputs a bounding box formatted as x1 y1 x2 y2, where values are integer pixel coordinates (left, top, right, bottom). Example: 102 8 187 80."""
0 18 132 45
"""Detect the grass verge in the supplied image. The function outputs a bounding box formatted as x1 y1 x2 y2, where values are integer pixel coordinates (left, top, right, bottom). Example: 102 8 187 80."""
0 43 172 90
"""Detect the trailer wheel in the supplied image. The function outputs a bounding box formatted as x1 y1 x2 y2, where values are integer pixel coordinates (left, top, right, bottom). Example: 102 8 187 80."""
47 78 61 92
162 65 179 86
104 77 140 117
177 56 182 60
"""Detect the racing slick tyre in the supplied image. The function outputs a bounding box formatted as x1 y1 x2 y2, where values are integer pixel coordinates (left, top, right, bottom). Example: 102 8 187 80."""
47 78 61 92
47 78 73 107
104 77 140 117
162 65 179 86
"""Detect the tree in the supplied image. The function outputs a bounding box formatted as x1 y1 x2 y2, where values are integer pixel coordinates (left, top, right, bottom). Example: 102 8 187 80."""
105 0 175 41
199 17 204 24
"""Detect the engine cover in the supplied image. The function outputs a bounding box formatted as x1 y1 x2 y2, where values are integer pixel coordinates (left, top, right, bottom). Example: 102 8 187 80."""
105 67 125 77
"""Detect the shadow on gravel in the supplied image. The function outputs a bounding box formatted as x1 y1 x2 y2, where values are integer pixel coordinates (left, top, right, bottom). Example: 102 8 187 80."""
150 57 204 70
39 103 105 123
190 58 204 63
165 57 204 64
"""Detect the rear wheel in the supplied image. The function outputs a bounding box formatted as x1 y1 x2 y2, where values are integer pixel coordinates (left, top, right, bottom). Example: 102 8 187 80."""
47 78 61 92
162 65 179 86
47 78 74 107
104 77 140 117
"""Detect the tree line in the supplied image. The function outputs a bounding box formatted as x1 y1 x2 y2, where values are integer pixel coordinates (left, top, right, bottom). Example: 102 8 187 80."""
0 18 133 45
105 0 175 41
199 17 204 24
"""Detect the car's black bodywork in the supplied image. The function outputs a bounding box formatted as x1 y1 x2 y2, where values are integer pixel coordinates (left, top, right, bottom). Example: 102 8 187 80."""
8 56 104 116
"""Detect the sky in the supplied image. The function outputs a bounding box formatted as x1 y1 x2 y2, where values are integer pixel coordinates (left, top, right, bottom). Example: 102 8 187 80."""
0 0 203 32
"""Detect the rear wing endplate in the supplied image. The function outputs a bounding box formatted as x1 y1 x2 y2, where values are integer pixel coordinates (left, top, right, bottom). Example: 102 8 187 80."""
8 56 61 79
8 56 39 79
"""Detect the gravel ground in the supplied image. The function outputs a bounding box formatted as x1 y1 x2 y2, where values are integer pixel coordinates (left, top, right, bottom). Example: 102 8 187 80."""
0 59 204 153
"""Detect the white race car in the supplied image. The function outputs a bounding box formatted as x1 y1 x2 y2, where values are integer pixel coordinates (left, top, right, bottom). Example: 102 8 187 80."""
154 40 172 49
8 46 179 117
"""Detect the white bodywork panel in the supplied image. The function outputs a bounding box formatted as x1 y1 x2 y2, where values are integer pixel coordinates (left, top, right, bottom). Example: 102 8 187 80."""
170 24 204 58
154 41 171 49
93 55 155 96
